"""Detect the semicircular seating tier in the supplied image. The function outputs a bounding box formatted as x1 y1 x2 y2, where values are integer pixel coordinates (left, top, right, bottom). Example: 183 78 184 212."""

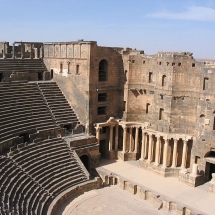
0 137 89 215
0 82 59 144
0 59 46 73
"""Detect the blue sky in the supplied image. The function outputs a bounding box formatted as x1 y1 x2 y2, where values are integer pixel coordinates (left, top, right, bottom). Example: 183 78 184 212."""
0 0 215 59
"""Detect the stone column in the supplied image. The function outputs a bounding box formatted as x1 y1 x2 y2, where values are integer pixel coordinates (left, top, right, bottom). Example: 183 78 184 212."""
122 126 127 153
109 125 114 151
96 127 101 145
140 130 146 160
181 140 188 168
21 42 24 59
134 127 139 153
171 139 179 168
147 134 153 162
129 127 133 152
12 43 15 59
192 164 198 175
154 135 161 165
144 133 148 159
3 42 6 58
115 124 119 150
30 44 33 59
163 138 169 168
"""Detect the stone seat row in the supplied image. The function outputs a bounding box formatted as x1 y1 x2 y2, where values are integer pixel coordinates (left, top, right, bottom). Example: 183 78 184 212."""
0 120 56 137
0 114 54 129
0 97 45 106
0 136 88 214
0 110 53 124
17 150 70 170
0 89 40 96
0 92 43 104
11 138 66 156
0 124 58 143
11 138 64 156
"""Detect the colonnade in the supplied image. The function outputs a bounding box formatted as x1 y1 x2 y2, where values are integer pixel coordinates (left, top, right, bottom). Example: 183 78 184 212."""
121 126 191 168
95 120 192 169
96 124 119 151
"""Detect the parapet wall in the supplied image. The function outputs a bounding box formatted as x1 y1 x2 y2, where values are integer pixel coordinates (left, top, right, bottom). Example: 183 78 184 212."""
48 177 102 215
97 168 205 215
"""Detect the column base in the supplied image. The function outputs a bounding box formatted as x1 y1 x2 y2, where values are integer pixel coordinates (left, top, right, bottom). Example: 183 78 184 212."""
106 150 117 160
118 151 140 161
179 169 205 187
139 160 181 177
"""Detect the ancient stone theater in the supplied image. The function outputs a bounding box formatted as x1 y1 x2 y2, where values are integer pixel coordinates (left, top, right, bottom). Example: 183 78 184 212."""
0 40 215 214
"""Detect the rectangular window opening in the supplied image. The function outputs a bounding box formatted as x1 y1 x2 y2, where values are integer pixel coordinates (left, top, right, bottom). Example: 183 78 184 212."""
38 72 43 81
50 69 53 79
159 108 164 120
149 72 152 83
213 117 215 130
97 106 106 115
203 77 209 90
76 65 80 75
123 101 126 111
98 93 107 102
60 63 63 73
0 73 3 82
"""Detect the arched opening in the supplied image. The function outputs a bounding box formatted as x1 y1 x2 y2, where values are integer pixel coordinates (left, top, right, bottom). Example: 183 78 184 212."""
60 63 63 73
205 151 215 182
99 59 108 81
67 62 70 74
50 69 53 79
162 75 166 86
38 72 43 81
200 114 205 118
0 73 3 82
80 155 89 171
146 103 150 114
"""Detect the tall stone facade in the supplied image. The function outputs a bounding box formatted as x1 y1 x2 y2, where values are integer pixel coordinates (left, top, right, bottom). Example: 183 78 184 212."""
1 39 215 187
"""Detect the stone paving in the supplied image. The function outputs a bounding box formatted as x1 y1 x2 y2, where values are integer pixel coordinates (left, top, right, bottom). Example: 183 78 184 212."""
54 186 174 215
54 159 215 215
97 159 215 215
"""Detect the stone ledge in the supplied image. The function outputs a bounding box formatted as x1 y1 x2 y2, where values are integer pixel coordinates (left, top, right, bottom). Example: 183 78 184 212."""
47 177 102 215
96 167 205 215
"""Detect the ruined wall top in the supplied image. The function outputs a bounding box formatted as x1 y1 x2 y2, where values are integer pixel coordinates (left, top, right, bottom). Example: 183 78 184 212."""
157 51 193 58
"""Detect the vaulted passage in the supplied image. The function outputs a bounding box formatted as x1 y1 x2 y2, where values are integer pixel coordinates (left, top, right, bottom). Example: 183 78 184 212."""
80 155 89 170
205 151 215 181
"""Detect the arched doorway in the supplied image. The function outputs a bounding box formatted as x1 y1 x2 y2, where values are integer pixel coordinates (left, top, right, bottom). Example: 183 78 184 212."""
80 155 89 171
98 59 108 82
205 151 215 181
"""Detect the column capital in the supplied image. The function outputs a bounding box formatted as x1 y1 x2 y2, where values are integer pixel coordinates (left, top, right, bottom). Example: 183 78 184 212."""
163 138 170 143
183 139 189 144
110 124 115 128
122 126 128 131
148 133 153 138
155 134 160 139
141 127 146 133
95 126 101 132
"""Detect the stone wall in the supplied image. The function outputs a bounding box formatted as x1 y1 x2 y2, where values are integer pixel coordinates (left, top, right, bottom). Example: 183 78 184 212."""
89 43 124 134
43 42 92 128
